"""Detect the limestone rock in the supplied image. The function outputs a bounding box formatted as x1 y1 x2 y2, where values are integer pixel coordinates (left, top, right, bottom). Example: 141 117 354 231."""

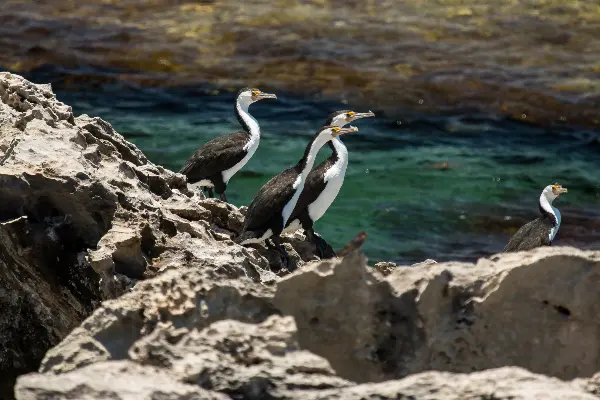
17 316 351 400
0 72 328 396
5 72 600 400
307 367 597 400
15 360 228 400
38 258 278 375
273 246 600 383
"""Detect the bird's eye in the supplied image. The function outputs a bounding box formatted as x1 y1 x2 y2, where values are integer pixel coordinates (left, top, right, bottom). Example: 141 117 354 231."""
252 90 260 96
332 127 341 132
347 112 355 118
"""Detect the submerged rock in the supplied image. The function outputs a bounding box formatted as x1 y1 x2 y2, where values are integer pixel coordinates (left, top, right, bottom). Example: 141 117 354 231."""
4 73 600 400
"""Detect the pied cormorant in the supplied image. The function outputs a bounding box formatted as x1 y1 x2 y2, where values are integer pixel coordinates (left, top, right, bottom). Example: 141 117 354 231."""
503 183 568 252
179 87 277 202
282 110 375 254
235 125 359 265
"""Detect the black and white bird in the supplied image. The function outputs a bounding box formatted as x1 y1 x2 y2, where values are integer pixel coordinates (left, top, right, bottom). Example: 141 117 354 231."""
179 87 277 202
236 125 359 264
282 110 375 253
503 183 568 252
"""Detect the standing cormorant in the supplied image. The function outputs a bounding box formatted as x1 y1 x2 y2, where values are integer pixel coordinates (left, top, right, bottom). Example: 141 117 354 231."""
179 87 277 202
503 183 568 252
282 110 375 254
236 125 359 265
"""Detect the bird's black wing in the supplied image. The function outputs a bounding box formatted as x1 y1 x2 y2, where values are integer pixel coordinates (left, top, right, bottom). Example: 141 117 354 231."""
242 168 299 232
287 158 333 223
503 217 553 252
179 131 249 182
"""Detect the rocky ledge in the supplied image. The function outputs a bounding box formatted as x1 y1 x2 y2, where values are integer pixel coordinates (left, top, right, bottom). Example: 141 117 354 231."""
1 73 600 399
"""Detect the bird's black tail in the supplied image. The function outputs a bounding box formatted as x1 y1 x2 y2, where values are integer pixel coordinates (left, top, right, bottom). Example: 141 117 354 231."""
232 229 260 245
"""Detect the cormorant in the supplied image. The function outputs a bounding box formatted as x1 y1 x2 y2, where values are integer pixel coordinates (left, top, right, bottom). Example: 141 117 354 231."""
503 183 568 252
179 87 277 202
282 110 375 254
236 125 359 265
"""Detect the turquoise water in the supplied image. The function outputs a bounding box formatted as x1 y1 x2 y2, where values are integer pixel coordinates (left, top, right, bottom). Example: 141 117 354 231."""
25 69 600 264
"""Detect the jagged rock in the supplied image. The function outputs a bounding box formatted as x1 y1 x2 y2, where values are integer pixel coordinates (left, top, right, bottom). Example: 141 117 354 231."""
17 316 351 400
0 72 327 396
373 261 397 276
306 367 597 400
15 360 228 400
16 317 600 400
273 246 600 383
128 315 351 398
5 72 600 400
37 257 279 375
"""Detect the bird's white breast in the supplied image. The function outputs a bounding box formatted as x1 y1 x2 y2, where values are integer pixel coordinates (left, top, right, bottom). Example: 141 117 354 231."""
221 134 259 184
308 140 348 222
307 161 346 222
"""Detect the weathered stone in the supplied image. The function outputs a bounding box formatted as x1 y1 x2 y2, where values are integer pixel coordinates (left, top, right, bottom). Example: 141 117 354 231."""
15 360 228 400
5 72 600 400
307 367 597 400
0 72 327 397
274 246 600 383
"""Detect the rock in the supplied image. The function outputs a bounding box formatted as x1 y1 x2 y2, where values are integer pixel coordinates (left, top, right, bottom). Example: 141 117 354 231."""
128 315 351 398
273 246 600 383
373 261 397 276
0 72 328 396
37 257 278 375
306 367 597 400
16 316 351 400
5 72 600 400
15 360 228 400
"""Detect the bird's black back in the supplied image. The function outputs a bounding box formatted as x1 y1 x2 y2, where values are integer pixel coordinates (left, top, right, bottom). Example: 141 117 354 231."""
503 215 554 252
179 131 250 183
241 167 301 233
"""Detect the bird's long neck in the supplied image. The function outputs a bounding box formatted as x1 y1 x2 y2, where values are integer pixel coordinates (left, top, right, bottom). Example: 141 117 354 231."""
235 100 260 141
296 135 330 180
328 137 348 169
539 194 558 226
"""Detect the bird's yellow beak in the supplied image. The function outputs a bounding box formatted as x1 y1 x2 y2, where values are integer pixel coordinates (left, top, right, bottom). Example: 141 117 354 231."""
348 110 375 121
332 126 358 137
252 90 277 100
552 184 568 194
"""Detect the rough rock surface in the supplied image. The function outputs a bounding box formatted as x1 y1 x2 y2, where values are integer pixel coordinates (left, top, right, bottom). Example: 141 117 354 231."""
0 72 325 397
307 367 599 400
4 73 600 400
15 315 600 399
274 246 600 383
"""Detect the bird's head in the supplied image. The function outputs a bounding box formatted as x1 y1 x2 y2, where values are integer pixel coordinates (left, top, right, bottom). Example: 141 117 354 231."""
543 183 568 202
325 110 375 127
237 87 277 106
326 125 359 138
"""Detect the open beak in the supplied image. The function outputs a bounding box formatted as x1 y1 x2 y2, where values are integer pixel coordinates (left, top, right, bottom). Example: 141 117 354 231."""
350 110 375 121
332 126 358 137
256 92 277 100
